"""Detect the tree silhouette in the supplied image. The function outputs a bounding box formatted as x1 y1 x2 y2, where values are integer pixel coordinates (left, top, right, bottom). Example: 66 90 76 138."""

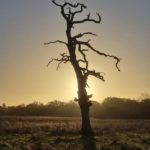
44 0 121 135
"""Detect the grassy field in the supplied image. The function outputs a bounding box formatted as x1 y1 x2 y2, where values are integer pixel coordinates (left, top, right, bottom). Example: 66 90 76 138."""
0 116 150 150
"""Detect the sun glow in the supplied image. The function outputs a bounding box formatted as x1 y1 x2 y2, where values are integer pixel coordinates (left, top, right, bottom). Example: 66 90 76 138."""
67 76 103 101
68 78 78 99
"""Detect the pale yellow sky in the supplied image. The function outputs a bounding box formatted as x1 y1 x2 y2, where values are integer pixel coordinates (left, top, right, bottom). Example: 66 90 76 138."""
0 0 150 105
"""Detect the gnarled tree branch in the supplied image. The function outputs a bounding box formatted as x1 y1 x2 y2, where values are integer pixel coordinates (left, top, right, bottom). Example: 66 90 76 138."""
47 53 70 70
52 0 62 7
44 40 67 46
52 0 87 22
73 13 101 24
86 70 105 81
73 3 87 14
52 0 101 25
78 44 88 70
73 32 97 39
80 67 105 82
70 3 87 21
76 40 121 71
52 0 68 20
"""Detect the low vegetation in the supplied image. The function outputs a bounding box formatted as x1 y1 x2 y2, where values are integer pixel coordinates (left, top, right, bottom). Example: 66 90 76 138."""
0 117 150 150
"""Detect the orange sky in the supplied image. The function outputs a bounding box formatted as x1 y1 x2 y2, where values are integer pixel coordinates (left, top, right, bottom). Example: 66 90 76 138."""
0 0 150 105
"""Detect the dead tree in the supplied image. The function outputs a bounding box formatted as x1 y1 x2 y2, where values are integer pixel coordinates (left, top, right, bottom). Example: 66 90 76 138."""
44 0 121 135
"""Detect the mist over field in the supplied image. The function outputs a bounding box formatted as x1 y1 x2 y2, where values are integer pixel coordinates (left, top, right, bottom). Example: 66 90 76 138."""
1 97 150 119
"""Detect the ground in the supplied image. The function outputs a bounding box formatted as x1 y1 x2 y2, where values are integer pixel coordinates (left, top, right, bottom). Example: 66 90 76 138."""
0 117 150 150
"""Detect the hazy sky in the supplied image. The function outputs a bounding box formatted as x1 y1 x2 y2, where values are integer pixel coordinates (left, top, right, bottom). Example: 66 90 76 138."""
0 0 150 105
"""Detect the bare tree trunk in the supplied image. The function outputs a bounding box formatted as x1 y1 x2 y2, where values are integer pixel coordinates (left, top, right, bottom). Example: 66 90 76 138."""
79 99 93 135
77 78 93 135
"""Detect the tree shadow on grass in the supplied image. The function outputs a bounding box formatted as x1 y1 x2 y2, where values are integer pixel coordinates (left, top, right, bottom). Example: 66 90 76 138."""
81 135 96 150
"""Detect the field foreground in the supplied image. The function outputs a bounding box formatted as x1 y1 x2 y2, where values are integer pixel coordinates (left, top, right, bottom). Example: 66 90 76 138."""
0 116 150 150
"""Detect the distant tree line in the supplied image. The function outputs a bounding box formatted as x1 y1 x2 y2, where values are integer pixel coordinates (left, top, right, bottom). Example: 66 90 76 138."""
0 97 150 119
